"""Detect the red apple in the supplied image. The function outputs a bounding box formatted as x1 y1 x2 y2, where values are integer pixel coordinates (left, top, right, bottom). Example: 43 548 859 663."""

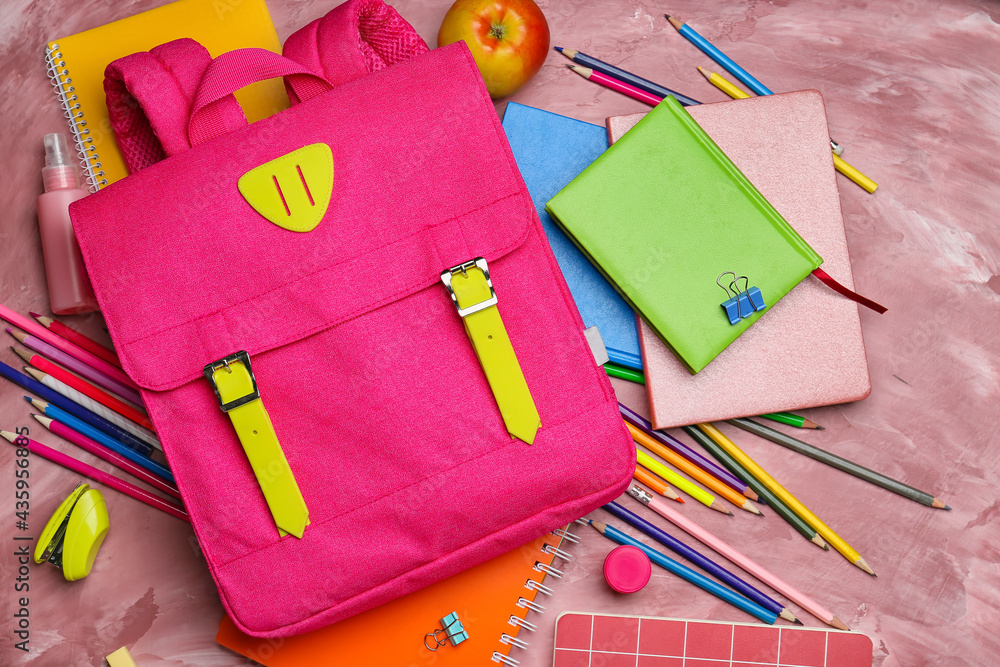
438 0 550 99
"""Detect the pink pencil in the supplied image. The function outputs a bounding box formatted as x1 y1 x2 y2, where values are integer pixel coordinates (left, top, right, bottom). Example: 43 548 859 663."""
567 65 664 106
34 414 178 499
0 304 138 391
30 312 122 368
6 327 143 406
627 483 846 630
0 430 188 522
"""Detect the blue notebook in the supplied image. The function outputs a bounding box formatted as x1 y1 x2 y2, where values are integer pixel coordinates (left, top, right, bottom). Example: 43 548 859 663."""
502 102 642 370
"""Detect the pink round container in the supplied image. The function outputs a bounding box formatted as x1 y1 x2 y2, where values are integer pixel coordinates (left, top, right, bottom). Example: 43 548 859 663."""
603 545 652 594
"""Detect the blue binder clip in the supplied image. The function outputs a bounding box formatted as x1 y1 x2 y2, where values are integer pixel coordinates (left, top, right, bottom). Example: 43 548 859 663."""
731 275 767 313
719 273 766 324
425 611 469 651
718 272 741 325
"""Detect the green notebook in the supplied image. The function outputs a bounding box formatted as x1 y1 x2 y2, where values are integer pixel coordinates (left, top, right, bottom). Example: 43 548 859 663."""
545 97 823 374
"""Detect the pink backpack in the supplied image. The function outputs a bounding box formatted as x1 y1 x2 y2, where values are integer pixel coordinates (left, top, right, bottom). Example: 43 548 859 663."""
74 0 634 638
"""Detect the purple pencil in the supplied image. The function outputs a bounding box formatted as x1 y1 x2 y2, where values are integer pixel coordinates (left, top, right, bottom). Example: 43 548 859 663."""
618 403 757 500
7 327 143 406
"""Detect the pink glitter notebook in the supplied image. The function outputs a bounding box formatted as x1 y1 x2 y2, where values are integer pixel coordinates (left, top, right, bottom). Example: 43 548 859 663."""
553 612 874 666
606 91 870 429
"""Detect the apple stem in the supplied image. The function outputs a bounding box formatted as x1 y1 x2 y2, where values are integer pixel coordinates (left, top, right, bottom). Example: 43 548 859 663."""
489 22 506 40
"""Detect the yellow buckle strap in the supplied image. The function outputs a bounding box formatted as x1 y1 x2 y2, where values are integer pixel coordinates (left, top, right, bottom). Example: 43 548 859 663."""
205 352 309 538
442 258 541 444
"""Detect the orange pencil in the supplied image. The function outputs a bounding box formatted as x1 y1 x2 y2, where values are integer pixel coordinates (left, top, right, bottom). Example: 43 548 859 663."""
634 465 683 502
30 312 121 368
628 423 761 515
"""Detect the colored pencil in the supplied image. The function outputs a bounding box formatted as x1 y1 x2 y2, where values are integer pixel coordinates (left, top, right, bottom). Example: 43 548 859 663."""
6 327 142 405
629 423 761 515
728 418 950 509
604 501 797 622
697 423 875 575
667 14 772 95
620 403 755 499
636 448 731 515
696 66 877 193
33 414 179 499
682 425 827 549
589 519 777 624
605 363 644 384
30 312 121 368
1 430 187 522
24 367 160 451
27 398 174 485
759 412 823 430
0 360 153 457
0 304 138 391
567 65 664 106
15 348 150 429
634 465 683 502
556 47 701 106
627 483 848 629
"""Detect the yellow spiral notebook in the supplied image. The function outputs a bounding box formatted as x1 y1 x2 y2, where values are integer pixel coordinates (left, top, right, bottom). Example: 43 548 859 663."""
45 0 289 191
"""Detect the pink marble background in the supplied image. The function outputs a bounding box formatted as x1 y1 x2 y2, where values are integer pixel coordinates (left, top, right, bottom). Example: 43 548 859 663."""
1 0 998 665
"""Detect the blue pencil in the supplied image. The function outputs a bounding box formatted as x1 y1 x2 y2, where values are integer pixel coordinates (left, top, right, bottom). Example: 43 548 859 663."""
589 519 777 624
603 502 797 622
666 15 772 96
0 360 153 457
26 397 174 484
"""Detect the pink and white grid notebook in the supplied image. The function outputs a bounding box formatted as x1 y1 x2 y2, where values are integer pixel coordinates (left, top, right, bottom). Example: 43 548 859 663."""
554 612 874 667
607 91 871 430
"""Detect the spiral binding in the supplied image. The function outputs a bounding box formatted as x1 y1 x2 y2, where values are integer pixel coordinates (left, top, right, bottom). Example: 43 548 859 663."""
490 528 576 665
44 44 108 192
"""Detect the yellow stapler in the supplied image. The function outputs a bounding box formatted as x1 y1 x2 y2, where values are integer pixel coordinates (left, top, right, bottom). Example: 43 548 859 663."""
35 483 109 581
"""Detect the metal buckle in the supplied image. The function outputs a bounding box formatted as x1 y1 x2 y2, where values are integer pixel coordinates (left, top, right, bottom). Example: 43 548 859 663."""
440 257 498 318
203 350 260 412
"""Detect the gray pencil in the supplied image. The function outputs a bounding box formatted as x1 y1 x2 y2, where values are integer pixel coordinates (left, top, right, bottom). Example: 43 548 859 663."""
726 418 950 510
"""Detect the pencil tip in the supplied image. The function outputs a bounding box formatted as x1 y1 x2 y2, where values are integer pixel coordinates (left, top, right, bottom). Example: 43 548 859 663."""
945 505 952 510
676 497 686 503
815 425 825 430
554 45 563 52
830 616 850 631
28 311 39 318
794 619 804 626
727 511 734 516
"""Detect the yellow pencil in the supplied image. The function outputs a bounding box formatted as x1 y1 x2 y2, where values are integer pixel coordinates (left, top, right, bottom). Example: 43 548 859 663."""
697 423 875 575
636 449 732 515
627 423 761 515
697 66 878 193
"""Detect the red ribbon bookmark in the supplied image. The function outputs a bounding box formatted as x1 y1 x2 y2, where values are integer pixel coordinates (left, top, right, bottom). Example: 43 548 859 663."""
812 268 887 314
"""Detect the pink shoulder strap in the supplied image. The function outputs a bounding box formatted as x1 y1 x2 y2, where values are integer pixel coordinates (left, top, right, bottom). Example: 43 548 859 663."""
104 38 246 172
282 0 429 102
104 0 428 174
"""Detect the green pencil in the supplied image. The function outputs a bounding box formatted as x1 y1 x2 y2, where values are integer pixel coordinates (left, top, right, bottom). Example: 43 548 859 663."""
681 425 828 550
604 363 644 384
759 412 823 429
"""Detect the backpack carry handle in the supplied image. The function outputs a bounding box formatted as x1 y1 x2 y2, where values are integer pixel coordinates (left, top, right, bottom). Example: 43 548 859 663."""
188 48 333 146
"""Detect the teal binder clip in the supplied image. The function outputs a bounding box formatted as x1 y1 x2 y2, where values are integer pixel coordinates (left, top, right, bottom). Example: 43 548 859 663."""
425 611 469 651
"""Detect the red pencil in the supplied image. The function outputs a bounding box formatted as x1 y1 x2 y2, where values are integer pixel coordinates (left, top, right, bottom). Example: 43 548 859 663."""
567 65 664 106
31 312 121 368
1 430 188 522
16 349 152 430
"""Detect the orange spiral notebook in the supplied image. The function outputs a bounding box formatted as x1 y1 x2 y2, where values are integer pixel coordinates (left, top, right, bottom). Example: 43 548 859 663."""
217 530 574 665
